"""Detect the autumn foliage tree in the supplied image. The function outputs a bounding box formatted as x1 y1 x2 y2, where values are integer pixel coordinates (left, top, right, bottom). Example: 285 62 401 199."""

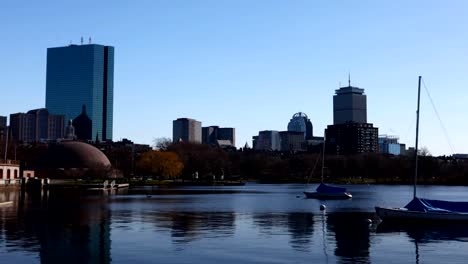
137 151 184 179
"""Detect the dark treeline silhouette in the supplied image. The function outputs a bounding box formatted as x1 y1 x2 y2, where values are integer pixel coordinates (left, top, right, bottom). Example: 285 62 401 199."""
161 142 468 185
11 141 468 185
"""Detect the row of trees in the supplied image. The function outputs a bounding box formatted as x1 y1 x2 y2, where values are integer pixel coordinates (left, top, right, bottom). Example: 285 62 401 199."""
7 139 468 185
131 141 468 185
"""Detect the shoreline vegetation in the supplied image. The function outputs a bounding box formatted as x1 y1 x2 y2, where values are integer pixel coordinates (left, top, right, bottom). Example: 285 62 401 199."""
10 141 468 187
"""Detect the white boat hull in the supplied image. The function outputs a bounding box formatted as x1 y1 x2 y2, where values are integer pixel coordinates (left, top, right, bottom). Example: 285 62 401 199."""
304 191 352 199
375 207 468 222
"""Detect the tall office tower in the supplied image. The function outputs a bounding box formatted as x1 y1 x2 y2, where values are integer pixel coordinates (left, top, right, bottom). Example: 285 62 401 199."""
9 109 65 143
173 118 202 143
333 79 367 124
327 78 378 155
287 112 313 140
45 43 114 141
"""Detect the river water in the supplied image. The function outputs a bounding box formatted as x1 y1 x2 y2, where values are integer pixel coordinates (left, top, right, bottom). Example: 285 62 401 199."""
1 184 468 263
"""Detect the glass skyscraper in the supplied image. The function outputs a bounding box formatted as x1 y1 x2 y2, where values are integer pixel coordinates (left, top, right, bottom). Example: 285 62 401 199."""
45 44 114 141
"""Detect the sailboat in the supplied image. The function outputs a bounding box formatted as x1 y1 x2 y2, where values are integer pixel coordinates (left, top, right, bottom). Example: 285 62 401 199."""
304 132 352 199
375 76 468 222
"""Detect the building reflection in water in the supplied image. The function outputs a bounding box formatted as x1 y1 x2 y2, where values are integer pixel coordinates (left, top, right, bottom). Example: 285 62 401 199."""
153 212 236 244
252 212 314 251
326 212 371 264
0 189 111 264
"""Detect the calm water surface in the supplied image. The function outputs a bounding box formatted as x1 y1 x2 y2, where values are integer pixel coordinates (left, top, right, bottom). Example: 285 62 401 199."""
1 184 468 263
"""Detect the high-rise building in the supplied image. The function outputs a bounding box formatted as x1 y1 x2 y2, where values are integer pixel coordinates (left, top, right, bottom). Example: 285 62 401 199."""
333 80 367 125
45 43 114 141
173 118 202 143
9 108 64 143
287 112 313 140
326 78 378 155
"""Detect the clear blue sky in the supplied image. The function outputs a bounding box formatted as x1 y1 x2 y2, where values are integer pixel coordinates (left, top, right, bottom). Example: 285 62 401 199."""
2 0 468 155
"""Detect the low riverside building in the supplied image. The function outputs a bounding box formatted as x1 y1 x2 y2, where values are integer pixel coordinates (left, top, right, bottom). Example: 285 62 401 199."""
0 160 20 185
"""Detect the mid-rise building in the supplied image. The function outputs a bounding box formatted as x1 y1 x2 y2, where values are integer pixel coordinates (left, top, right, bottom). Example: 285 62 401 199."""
202 126 218 145
279 131 307 152
173 118 202 143
9 108 65 143
254 130 280 151
333 80 367 125
379 135 401 155
287 112 313 140
325 123 378 155
45 43 114 141
218 127 235 146
202 126 236 146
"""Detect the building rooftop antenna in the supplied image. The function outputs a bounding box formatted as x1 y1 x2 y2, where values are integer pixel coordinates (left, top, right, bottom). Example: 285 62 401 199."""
89 37 92 44
81 36 83 45
348 72 351 87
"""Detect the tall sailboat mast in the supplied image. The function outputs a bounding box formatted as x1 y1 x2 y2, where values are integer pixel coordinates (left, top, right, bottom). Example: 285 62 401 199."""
414 76 422 198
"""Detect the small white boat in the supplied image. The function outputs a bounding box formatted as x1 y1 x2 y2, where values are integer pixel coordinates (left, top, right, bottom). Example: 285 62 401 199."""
376 76 468 222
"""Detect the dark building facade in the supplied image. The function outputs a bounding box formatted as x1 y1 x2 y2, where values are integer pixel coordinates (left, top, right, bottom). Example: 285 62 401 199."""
0 116 6 141
202 126 218 145
279 131 307 152
45 43 114 141
9 108 64 143
253 130 280 151
202 126 235 146
325 123 378 155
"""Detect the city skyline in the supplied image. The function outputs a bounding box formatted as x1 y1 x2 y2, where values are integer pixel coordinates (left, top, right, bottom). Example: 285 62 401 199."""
2 1 468 155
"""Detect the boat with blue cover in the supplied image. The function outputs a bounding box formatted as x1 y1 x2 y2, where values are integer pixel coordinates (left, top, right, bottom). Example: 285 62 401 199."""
304 131 352 199
304 182 352 199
